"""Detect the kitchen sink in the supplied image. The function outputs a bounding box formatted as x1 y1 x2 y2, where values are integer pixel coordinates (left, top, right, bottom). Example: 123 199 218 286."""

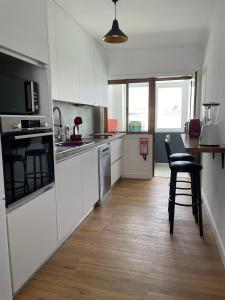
56 141 94 147
55 140 95 154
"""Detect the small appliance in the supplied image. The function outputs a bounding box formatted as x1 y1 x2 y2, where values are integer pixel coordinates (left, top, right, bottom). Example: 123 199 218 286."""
0 73 39 114
70 116 83 141
188 119 201 138
200 102 220 146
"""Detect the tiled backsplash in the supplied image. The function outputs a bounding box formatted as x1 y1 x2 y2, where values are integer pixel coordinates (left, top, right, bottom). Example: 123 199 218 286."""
53 100 94 137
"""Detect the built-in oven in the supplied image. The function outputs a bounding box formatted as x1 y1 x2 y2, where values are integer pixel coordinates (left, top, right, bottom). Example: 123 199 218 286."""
0 116 54 208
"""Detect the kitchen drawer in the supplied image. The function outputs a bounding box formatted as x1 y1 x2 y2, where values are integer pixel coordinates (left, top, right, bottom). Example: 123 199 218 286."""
111 158 122 186
111 139 123 164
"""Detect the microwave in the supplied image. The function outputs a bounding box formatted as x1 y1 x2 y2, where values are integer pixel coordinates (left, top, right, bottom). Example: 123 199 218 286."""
0 73 39 114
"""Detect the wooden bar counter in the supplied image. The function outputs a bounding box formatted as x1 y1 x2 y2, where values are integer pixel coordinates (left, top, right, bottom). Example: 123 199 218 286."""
181 134 225 153
181 134 225 168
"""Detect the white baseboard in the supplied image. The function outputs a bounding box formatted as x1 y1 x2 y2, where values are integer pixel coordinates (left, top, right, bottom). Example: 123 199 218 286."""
202 189 225 267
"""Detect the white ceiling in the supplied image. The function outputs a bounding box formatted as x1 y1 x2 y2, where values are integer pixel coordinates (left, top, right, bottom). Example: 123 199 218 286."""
56 0 219 52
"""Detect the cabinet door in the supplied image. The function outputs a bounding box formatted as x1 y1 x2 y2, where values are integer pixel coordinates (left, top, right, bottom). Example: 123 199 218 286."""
82 149 99 216
0 201 12 300
79 33 94 105
111 139 123 164
54 4 80 103
47 0 58 100
111 158 122 186
0 0 49 63
94 43 108 107
56 155 83 244
7 188 57 293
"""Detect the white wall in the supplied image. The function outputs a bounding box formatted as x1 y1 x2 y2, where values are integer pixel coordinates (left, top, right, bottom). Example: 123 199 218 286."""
201 0 225 265
108 45 203 80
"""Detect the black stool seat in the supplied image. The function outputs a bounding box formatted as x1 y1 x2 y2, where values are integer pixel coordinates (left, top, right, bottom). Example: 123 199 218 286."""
171 161 202 172
170 153 195 162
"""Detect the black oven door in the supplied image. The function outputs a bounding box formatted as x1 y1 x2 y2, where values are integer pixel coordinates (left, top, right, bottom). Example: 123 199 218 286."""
1 131 55 207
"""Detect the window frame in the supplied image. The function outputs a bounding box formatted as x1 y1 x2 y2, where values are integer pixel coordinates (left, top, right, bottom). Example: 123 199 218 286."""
108 75 195 134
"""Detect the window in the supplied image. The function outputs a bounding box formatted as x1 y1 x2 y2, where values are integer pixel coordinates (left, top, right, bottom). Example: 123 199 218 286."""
108 84 126 132
128 83 149 132
108 77 195 133
155 80 193 132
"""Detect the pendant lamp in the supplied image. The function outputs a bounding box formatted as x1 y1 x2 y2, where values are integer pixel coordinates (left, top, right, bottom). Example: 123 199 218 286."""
103 0 128 44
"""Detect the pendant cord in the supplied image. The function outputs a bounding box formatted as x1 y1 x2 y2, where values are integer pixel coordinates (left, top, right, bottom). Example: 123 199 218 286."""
115 1 117 19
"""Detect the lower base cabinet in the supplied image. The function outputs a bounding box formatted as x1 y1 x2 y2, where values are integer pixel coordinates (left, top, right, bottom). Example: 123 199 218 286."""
7 187 57 294
55 154 83 245
82 148 99 216
111 158 122 186
0 201 12 300
55 149 99 245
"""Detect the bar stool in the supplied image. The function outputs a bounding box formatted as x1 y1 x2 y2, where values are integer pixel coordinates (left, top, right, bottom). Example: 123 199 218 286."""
169 161 203 236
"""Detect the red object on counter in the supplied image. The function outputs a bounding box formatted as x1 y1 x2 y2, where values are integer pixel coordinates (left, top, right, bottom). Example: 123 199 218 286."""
108 119 119 132
188 119 201 138
70 134 82 141
74 117 82 126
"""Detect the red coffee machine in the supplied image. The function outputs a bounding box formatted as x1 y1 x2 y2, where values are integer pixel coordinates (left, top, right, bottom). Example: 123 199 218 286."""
188 119 201 138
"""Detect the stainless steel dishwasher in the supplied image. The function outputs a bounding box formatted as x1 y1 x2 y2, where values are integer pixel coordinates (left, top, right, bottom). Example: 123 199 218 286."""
97 143 111 205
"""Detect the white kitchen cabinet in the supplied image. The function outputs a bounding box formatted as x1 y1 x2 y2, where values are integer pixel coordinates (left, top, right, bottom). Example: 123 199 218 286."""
7 188 57 293
47 0 59 100
111 158 122 186
0 201 12 300
0 0 49 63
47 1 108 106
94 42 108 107
54 4 80 103
111 138 123 186
111 138 123 164
122 134 153 179
55 155 83 245
79 33 95 105
82 149 99 216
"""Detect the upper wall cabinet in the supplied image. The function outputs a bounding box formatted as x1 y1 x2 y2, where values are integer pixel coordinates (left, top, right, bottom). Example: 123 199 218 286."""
94 43 108 108
0 0 49 64
47 1 108 106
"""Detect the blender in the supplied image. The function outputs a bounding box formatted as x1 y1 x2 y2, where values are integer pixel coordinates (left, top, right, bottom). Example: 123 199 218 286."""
200 102 220 146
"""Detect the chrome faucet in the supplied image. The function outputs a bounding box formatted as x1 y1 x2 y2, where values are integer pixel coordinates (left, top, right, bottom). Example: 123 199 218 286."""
53 106 63 141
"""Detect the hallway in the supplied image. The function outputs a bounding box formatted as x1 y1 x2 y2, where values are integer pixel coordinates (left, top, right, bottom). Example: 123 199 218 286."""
15 178 225 300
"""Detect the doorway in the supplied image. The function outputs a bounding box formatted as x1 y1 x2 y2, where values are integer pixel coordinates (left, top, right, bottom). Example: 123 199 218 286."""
154 78 195 177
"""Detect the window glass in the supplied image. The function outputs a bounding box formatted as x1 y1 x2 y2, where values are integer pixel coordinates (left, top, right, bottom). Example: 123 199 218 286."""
108 84 126 132
155 80 192 132
157 87 182 129
128 83 149 132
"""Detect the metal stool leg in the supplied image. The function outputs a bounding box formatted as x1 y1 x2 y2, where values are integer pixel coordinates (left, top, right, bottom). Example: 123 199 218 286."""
169 170 177 234
196 170 203 236
191 171 198 223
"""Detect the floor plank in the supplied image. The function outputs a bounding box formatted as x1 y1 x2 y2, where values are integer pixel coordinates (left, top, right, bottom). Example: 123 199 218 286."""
15 178 225 300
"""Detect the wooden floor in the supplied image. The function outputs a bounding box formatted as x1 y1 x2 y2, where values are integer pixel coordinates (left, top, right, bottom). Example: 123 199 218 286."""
15 178 225 300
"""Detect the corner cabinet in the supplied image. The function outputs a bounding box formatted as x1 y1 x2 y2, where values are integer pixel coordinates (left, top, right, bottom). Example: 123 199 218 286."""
0 0 49 63
47 1 108 106
7 188 57 294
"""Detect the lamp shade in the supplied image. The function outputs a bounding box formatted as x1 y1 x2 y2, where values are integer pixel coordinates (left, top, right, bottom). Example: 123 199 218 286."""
103 19 128 44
